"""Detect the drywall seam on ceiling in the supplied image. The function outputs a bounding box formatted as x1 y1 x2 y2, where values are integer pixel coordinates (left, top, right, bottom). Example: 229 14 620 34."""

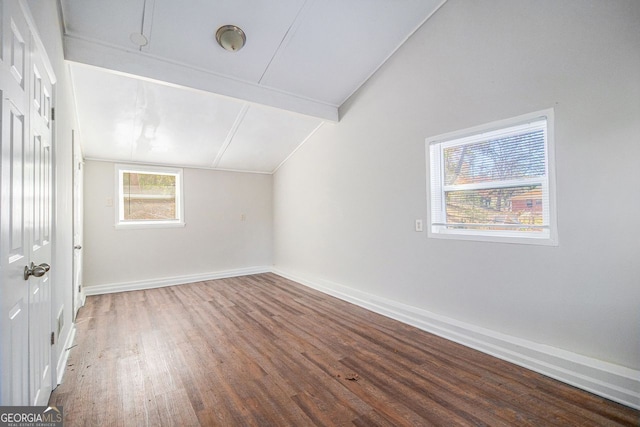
212 104 250 168
272 121 324 174
258 0 311 84
338 0 448 107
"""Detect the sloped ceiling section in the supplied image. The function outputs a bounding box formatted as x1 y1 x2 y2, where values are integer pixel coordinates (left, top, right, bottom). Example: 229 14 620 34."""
61 0 445 173
70 64 323 172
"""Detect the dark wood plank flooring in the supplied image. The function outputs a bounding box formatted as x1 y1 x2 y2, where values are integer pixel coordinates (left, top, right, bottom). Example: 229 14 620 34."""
50 273 639 426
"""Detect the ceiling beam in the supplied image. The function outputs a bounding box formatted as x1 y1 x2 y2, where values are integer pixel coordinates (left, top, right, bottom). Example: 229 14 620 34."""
63 35 339 122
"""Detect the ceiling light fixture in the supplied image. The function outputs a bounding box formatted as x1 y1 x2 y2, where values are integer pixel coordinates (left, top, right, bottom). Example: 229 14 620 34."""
216 25 246 52
129 32 148 47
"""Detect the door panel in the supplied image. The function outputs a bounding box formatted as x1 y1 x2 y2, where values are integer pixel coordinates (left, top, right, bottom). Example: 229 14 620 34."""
1 0 54 406
9 18 26 89
8 302 27 404
9 101 25 259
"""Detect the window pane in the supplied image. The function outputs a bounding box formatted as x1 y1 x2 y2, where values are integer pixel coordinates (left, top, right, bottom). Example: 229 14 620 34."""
122 172 176 220
444 129 546 186
445 185 545 231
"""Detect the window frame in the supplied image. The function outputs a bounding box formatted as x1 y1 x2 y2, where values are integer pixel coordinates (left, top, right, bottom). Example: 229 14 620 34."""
426 109 558 246
114 163 185 230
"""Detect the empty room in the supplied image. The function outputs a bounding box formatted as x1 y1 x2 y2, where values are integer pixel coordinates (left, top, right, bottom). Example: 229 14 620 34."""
1 0 638 425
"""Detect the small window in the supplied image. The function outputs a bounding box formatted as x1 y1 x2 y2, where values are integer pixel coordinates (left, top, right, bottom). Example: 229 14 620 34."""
115 164 184 229
427 109 557 245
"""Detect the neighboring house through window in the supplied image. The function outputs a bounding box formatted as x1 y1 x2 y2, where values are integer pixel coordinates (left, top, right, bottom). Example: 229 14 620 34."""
115 164 185 229
426 109 557 245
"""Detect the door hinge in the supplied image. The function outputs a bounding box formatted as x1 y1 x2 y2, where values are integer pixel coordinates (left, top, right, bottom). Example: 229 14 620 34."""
51 107 55 121
51 331 55 345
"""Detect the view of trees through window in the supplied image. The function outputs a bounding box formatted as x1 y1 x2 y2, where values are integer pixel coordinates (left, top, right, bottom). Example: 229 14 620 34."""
441 126 547 231
445 186 543 231
122 172 176 221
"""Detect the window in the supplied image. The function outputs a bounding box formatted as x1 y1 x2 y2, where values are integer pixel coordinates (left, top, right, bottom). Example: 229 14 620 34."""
115 164 184 229
427 109 557 245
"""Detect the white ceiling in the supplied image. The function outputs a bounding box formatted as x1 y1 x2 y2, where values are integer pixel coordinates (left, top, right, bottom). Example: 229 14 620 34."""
60 0 445 173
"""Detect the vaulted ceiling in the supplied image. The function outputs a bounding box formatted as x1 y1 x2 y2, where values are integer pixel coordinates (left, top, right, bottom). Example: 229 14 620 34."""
60 0 445 173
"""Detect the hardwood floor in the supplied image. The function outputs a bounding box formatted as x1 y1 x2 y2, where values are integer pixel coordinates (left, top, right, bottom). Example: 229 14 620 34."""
50 273 639 426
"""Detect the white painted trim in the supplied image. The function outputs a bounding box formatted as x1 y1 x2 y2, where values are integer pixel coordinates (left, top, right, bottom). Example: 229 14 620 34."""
83 157 273 176
272 267 640 410
56 324 76 385
63 36 339 122
74 286 86 320
83 266 271 296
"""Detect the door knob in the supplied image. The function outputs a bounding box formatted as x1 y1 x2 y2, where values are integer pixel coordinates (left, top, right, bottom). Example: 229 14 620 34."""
24 262 48 280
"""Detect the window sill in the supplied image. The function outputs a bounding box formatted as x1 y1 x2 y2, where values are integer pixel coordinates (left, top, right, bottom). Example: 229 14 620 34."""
115 221 185 230
428 229 558 246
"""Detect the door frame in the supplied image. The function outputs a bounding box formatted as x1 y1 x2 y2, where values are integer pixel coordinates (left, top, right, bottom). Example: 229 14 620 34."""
72 130 84 319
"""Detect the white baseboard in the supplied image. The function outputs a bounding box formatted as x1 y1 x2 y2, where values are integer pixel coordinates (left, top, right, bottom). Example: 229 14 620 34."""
272 267 640 410
74 290 86 318
56 324 76 385
83 266 271 296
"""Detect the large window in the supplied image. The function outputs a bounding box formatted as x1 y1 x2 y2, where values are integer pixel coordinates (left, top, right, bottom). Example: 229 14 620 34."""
115 164 184 229
427 110 557 245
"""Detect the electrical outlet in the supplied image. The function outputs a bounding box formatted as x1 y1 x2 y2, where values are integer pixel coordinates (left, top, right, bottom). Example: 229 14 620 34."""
240 214 246 221
415 219 423 232
106 197 113 207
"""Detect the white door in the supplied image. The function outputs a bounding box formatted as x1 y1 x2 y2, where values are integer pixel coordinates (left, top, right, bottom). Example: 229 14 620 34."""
28 22 54 406
0 0 30 405
0 0 54 406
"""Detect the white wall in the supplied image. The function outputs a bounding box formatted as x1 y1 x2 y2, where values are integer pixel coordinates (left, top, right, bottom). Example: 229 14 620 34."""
26 0 78 382
274 0 639 382
83 161 272 289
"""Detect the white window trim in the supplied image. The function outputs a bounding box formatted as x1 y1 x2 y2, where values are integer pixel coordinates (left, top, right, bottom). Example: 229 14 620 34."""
425 109 558 246
115 164 185 230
